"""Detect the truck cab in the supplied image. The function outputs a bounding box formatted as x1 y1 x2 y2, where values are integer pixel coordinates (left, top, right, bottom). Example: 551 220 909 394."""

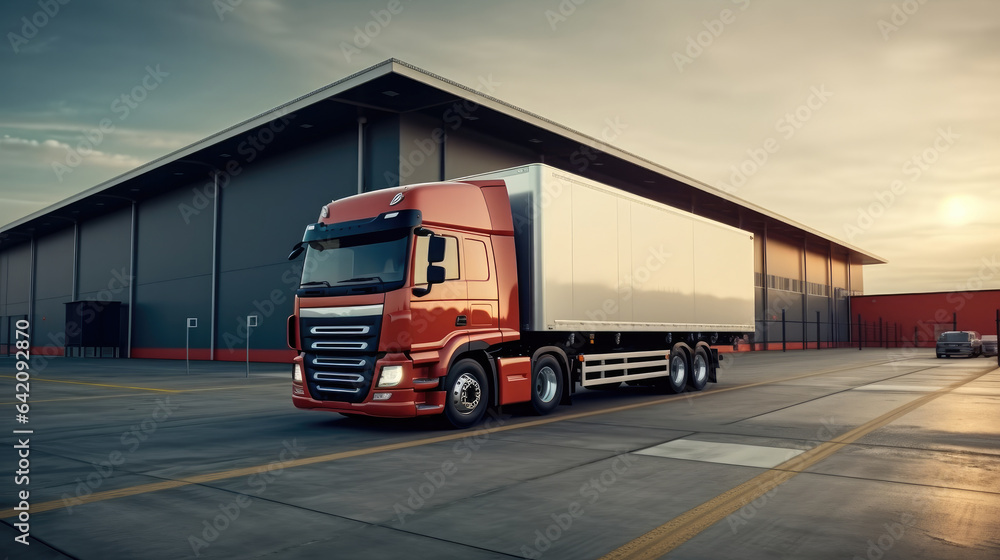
287 181 524 427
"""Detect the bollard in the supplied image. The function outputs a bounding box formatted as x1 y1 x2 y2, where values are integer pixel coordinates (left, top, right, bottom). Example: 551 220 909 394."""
246 315 258 378
186 318 198 375
816 311 821 350
782 309 787 353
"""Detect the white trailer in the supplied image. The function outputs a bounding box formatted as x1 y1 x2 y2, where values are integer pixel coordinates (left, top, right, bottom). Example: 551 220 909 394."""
462 164 755 390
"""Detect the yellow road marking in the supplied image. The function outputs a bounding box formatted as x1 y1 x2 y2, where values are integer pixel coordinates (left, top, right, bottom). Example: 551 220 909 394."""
0 357 916 519
598 365 998 560
182 383 286 392
0 393 137 405
0 381 287 404
1 375 180 393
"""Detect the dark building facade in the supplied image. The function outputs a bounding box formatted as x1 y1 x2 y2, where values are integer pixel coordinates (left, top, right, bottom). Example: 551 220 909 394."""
0 60 883 361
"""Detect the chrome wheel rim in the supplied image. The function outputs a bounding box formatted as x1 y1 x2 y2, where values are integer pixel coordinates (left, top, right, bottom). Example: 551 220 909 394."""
693 353 708 384
536 365 558 403
670 354 686 385
451 373 481 414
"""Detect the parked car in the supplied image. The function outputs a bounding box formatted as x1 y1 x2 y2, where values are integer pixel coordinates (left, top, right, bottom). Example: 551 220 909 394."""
936 331 982 358
981 335 998 357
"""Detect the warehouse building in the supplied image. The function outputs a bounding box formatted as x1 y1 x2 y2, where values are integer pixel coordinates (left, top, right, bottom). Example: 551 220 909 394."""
0 59 884 361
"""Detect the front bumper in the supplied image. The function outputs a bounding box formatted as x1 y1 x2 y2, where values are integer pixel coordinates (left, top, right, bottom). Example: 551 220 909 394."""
292 354 445 417
937 345 974 357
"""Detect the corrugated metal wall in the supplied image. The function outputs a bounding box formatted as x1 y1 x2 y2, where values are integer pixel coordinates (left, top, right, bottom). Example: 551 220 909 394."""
0 110 868 360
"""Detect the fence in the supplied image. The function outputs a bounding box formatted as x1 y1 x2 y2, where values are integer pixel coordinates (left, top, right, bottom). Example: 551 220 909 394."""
751 309 1000 355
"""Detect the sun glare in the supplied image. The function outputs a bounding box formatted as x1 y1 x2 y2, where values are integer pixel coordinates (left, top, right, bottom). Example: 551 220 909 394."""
940 196 975 226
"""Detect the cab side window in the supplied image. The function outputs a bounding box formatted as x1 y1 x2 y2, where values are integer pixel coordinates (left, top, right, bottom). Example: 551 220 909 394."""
414 235 460 283
464 239 490 281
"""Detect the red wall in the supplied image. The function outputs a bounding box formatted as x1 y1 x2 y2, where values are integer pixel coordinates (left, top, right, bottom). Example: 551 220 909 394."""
851 290 1000 347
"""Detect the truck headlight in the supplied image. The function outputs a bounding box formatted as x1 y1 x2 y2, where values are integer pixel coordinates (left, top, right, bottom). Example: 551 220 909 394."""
293 363 303 383
377 365 404 387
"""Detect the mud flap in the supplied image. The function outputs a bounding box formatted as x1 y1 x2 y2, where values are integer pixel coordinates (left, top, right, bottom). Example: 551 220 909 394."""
709 348 720 383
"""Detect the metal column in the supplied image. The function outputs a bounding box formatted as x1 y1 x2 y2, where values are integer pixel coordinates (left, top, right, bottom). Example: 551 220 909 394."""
210 173 220 361
71 221 80 301
761 222 768 351
28 236 36 339
802 238 808 350
127 201 137 358
357 116 367 194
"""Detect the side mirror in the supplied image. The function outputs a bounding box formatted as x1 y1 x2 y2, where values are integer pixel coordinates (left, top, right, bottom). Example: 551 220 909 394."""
426 265 446 284
413 265 447 297
287 243 305 260
428 236 446 263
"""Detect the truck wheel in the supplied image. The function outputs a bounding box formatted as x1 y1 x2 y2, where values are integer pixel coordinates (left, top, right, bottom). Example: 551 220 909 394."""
659 346 689 393
687 347 710 391
530 355 563 415
443 359 489 428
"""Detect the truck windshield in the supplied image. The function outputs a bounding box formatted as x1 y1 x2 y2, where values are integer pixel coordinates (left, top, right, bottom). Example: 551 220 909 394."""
939 332 970 342
300 229 409 288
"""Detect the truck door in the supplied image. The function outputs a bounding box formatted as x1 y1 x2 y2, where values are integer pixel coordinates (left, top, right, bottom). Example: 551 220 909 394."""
410 233 468 352
463 236 498 329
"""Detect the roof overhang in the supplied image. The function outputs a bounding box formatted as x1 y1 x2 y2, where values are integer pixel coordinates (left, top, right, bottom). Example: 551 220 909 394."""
0 59 885 265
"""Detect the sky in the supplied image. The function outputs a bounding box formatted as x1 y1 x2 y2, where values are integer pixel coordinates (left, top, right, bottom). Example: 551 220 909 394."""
0 0 997 295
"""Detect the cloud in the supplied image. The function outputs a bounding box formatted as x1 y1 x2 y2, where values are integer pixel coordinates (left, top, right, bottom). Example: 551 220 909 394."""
0 134 145 170
0 0 997 296
14 34 60 54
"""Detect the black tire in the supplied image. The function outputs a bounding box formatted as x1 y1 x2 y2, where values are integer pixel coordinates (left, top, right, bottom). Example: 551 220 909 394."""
443 359 489 429
687 346 710 391
658 345 688 393
936 354 942 359
530 355 563 415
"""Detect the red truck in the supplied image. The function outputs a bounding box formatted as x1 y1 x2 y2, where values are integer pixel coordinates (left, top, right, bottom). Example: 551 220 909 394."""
287 164 754 427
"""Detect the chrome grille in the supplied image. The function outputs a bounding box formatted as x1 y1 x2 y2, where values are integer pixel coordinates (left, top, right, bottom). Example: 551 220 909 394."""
300 307 382 403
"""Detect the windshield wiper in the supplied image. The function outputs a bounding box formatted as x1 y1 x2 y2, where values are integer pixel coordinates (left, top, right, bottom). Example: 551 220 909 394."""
300 280 332 287
338 276 383 284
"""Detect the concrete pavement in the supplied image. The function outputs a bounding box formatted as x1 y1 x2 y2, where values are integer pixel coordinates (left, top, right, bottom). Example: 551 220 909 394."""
1 349 997 559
